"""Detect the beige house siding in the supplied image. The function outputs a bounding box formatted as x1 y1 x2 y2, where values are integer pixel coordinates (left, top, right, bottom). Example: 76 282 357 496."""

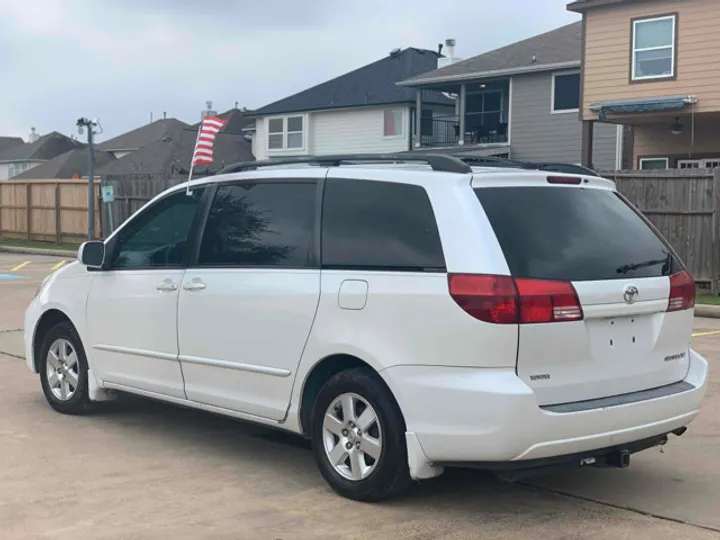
634 117 720 166
582 0 720 119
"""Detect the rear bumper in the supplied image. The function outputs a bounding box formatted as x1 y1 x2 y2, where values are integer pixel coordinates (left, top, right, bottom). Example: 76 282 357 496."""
381 348 707 469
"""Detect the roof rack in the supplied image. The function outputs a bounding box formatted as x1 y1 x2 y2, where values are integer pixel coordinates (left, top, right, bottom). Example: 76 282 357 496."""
453 155 600 177
216 153 473 175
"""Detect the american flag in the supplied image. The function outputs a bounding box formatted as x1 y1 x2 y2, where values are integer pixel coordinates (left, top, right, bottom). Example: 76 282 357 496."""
192 116 227 166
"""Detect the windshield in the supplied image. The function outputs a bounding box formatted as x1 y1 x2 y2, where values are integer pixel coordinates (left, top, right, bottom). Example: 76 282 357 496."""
474 186 680 281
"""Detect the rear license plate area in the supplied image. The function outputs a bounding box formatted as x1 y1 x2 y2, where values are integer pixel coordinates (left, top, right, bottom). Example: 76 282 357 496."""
586 315 652 353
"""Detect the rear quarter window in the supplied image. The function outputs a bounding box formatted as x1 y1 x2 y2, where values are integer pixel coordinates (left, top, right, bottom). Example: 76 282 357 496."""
322 178 445 271
474 186 679 281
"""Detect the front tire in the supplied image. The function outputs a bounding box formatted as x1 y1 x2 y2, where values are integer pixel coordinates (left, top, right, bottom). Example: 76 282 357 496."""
311 368 411 501
38 321 93 415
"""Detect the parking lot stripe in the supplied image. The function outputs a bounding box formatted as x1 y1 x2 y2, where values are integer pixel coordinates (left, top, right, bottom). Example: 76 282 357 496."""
51 260 67 271
10 261 30 272
692 330 720 338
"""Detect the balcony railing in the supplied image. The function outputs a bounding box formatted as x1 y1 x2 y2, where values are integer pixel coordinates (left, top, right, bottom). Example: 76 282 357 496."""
416 113 509 147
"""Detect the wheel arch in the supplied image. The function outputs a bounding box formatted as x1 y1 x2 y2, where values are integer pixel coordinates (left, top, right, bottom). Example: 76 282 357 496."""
32 309 77 372
298 353 404 437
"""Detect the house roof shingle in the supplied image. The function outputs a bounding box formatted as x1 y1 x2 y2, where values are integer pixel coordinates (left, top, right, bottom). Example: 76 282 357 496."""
248 48 453 117
0 137 24 154
97 125 253 177
399 22 582 86
97 118 190 152
13 148 116 179
192 109 256 133
0 132 84 163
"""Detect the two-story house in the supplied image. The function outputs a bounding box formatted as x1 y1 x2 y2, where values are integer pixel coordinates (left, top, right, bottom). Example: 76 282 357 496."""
569 0 719 169
247 48 455 160
398 23 622 169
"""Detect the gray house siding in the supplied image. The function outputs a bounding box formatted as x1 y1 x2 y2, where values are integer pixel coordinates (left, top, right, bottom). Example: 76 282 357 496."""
510 72 617 169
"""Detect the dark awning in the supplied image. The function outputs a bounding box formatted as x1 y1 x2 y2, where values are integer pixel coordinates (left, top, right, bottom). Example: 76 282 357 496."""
590 95 696 122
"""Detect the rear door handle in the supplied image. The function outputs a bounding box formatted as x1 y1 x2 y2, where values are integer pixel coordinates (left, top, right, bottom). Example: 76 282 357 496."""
156 280 178 292
183 279 206 291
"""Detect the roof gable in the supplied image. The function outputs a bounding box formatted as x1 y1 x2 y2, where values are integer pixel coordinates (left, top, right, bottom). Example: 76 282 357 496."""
14 148 116 179
400 22 582 86
97 118 190 152
250 48 452 117
0 132 84 163
192 109 256 132
97 126 254 177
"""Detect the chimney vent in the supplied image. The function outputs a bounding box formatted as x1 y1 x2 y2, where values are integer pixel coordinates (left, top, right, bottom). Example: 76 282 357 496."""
438 38 462 69
201 100 217 121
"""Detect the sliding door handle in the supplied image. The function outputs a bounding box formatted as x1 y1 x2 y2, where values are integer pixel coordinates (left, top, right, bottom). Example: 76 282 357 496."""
183 279 206 291
156 280 178 292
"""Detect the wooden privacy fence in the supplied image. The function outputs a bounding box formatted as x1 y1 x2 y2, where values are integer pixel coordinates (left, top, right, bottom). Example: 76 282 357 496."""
601 168 720 292
101 174 185 235
0 179 102 244
3 170 719 292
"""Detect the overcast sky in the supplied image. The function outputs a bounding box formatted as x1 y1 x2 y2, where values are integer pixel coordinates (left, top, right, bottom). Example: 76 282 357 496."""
1 0 578 142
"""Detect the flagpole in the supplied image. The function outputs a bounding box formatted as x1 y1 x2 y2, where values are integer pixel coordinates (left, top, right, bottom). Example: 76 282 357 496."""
186 125 203 196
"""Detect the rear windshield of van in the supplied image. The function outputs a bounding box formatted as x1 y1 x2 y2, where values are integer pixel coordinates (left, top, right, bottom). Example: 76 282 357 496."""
474 186 680 281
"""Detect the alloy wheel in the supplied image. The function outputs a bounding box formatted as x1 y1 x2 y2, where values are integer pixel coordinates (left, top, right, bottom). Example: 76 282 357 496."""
322 392 383 481
45 338 79 401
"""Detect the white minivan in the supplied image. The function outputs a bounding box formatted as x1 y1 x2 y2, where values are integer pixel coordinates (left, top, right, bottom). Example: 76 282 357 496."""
24 154 708 501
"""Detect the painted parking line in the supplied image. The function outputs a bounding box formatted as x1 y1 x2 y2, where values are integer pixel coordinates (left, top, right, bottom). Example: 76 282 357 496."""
692 330 720 338
51 260 67 271
0 273 27 280
10 261 30 272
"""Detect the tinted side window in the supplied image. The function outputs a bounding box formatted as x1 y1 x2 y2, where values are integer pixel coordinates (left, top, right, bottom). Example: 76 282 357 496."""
322 178 445 271
475 186 678 281
110 188 205 269
198 182 316 267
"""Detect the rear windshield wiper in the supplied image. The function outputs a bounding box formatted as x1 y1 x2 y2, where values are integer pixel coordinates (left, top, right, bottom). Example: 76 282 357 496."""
616 253 671 275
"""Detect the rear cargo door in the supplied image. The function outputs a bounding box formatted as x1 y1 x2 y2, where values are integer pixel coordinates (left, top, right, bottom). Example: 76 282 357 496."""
475 182 694 406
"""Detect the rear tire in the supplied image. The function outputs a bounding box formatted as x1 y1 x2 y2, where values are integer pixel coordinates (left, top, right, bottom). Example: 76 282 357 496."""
38 322 93 415
310 368 411 501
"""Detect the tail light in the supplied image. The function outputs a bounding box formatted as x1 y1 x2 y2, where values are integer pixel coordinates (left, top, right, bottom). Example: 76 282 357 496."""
668 270 696 312
447 274 518 324
515 278 584 323
448 274 583 324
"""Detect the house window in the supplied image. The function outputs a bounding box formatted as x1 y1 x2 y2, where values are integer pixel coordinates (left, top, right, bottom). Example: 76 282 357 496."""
552 72 580 113
632 15 676 81
267 116 304 151
639 157 669 170
8 162 29 177
383 110 404 137
679 159 720 169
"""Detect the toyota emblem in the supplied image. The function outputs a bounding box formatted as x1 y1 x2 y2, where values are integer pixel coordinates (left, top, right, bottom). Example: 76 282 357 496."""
623 285 639 304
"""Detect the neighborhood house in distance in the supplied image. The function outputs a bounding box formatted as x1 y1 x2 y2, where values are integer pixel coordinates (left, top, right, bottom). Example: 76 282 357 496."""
5 0 718 176
248 28 623 169
569 0 720 170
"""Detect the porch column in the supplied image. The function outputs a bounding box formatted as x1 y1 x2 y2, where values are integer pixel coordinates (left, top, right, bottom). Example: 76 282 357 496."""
415 89 422 148
458 83 467 146
581 120 595 168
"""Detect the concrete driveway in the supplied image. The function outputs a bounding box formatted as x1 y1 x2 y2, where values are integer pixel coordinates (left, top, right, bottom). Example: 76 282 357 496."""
0 252 718 539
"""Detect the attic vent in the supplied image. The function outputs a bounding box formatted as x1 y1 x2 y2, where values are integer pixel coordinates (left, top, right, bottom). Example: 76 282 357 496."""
390 48 401 57
161 135 172 142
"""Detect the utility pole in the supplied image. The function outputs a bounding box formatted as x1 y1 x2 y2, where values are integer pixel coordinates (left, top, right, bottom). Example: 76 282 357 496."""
76 117 99 240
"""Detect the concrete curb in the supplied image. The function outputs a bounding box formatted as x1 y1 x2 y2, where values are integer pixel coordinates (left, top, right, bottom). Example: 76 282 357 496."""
695 304 720 319
0 246 77 258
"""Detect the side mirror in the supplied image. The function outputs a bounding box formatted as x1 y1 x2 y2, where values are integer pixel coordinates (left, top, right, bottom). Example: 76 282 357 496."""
78 241 105 268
